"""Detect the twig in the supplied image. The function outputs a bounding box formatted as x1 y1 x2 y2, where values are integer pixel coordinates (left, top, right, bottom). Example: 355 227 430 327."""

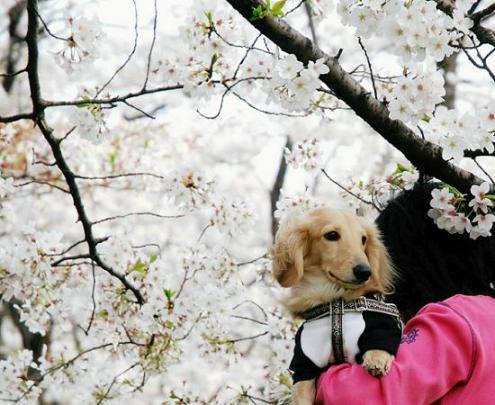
230 315 268 325
0 112 34 123
142 0 158 90
51 253 92 267
321 169 378 210
79 261 97 335
236 253 267 266
74 172 165 181
92 211 185 225
0 68 26 78
231 90 308 117
34 6 69 41
44 84 184 108
358 37 378 99
122 100 156 119
15 179 69 193
473 157 495 184
304 1 318 47
285 0 306 15
197 76 269 119
233 33 263 79
219 330 268 344
96 0 139 97
96 362 141 405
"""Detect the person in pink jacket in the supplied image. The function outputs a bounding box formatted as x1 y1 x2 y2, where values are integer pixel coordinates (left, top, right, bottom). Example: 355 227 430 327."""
316 294 494 404
316 183 495 404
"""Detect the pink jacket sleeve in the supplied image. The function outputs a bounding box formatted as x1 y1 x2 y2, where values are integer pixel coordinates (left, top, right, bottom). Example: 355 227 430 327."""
315 302 476 405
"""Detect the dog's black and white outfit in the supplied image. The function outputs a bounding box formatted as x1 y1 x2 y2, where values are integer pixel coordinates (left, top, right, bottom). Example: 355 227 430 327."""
290 295 403 383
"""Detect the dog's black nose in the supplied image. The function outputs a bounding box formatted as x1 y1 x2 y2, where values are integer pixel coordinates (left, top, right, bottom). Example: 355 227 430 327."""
353 264 371 282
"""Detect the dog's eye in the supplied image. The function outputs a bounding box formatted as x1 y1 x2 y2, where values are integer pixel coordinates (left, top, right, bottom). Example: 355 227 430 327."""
324 231 340 241
362 235 367 245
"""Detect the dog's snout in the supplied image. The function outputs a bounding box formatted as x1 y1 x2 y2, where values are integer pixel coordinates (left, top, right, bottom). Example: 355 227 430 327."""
353 264 371 282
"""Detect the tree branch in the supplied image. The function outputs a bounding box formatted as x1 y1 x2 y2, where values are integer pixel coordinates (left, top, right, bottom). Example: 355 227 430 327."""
223 0 485 193
471 3 495 24
431 0 495 47
24 0 144 304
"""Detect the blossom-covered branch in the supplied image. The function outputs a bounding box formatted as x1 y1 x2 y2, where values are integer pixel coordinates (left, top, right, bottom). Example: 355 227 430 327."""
223 0 486 193
24 0 144 304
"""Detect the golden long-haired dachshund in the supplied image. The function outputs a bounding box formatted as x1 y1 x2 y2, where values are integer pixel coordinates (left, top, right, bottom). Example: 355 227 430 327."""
271 207 399 405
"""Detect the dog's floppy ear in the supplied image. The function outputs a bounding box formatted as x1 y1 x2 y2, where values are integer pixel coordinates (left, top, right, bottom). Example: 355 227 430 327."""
362 221 395 294
271 220 310 287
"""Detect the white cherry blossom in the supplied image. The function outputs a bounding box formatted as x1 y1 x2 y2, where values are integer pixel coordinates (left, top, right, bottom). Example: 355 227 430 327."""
469 182 494 213
430 187 455 210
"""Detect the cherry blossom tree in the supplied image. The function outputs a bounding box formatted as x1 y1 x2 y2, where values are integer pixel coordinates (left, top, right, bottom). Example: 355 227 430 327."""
0 0 494 403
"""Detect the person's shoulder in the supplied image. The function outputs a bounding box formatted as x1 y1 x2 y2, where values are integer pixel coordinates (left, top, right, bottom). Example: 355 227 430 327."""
416 294 495 325
442 294 495 312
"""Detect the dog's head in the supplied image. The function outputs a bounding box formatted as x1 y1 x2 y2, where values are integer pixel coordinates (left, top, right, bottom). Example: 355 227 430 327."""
271 207 394 296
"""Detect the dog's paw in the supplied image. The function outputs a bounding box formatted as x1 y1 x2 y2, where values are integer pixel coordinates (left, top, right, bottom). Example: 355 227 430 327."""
362 349 394 377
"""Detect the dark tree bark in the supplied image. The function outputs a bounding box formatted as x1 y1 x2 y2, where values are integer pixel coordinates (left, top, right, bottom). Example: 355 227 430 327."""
270 137 291 240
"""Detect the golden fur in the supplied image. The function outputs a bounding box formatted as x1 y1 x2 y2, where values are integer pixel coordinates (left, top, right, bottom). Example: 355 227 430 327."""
271 207 396 405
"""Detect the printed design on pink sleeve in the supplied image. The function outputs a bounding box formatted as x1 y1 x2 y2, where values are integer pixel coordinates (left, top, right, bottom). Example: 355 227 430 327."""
400 328 419 344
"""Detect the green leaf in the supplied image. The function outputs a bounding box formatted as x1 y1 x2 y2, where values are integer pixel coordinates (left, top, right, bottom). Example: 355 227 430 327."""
149 253 158 263
75 96 93 109
132 259 148 274
443 184 463 198
163 288 176 301
393 162 410 174
204 10 214 26
251 5 265 20
165 320 174 329
271 0 286 16
278 373 291 386
109 151 117 166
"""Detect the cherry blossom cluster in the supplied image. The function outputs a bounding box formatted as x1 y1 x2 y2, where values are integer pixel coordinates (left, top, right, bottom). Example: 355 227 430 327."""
337 0 474 63
180 246 241 298
274 190 324 219
387 70 445 124
0 226 67 335
284 138 322 171
0 349 45 403
428 183 495 239
422 103 495 162
208 196 255 238
68 104 106 144
163 167 214 209
339 165 419 212
269 55 329 111
177 9 244 100
182 9 237 64
58 16 104 73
